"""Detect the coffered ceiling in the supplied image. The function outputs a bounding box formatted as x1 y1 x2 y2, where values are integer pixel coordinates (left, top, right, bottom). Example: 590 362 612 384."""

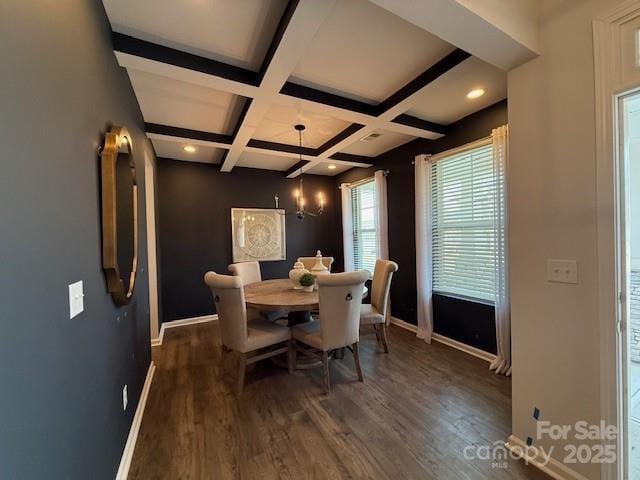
102 0 512 177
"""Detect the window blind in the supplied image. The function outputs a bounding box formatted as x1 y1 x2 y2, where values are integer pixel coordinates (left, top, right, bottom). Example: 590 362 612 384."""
430 142 497 302
351 180 378 273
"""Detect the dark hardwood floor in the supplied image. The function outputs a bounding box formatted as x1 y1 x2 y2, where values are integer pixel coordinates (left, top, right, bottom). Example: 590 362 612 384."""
129 322 548 479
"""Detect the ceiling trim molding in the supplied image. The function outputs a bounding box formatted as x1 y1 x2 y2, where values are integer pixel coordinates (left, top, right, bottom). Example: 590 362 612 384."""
111 5 488 176
145 123 373 171
219 0 338 172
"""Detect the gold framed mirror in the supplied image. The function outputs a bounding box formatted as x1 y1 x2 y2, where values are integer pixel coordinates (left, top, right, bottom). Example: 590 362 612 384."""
100 126 138 306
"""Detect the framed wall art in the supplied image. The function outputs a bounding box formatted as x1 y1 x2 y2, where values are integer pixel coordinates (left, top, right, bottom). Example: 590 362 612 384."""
231 208 286 262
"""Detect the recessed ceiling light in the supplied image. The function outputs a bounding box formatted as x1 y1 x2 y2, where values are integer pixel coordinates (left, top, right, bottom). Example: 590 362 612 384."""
328 164 337 170
183 145 196 153
466 88 486 99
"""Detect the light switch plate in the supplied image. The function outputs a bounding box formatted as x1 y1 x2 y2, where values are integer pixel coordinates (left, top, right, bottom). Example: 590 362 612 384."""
69 281 84 318
546 259 578 284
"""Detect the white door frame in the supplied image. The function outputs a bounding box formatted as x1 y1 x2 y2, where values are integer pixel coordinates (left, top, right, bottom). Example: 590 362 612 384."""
595 1 640 478
144 148 160 344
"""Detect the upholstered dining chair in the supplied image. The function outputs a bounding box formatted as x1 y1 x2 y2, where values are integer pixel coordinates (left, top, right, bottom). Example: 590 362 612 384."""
298 256 334 272
228 261 261 285
204 271 293 395
291 270 369 394
360 260 399 353
228 261 287 324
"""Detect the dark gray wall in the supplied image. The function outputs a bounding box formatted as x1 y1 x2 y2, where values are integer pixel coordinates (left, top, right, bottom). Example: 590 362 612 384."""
156 160 341 322
0 1 153 478
337 100 508 351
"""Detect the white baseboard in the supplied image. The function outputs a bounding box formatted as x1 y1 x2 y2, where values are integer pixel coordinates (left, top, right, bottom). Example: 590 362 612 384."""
390 317 496 363
390 316 418 333
432 333 496 363
506 435 589 480
116 362 156 480
152 314 218 347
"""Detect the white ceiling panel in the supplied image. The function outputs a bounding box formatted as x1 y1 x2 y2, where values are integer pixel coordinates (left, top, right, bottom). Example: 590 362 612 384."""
305 162 353 176
127 69 244 134
235 151 298 171
252 103 350 148
151 138 225 164
290 0 455 103
407 57 507 125
103 0 288 70
341 129 414 157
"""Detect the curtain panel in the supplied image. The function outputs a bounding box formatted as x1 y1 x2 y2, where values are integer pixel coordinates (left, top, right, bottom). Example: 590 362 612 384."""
490 125 511 376
415 155 434 343
341 183 355 272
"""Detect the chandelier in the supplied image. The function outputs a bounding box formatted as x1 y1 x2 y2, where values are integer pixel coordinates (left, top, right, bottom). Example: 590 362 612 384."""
275 124 325 219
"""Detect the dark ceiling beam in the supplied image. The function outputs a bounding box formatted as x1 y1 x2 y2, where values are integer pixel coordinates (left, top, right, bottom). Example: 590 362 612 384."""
377 48 471 113
112 32 259 86
316 123 366 153
258 0 301 81
246 139 317 157
145 123 233 145
284 160 310 177
391 114 448 135
113 33 454 141
145 122 372 167
328 153 373 165
230 99 253 139
279 82 378 117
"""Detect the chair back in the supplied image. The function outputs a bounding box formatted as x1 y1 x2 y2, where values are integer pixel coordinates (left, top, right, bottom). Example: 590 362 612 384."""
298 256 334 271
204 271 247 351
371 260 399 324
317 270 369 350
228 261 261 285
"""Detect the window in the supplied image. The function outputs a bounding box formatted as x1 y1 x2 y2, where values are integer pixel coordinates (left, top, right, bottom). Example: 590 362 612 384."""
351 180 378 273
430 142 497 302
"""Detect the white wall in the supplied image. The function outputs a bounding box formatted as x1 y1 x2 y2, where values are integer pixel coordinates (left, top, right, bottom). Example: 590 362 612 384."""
508 0 623 478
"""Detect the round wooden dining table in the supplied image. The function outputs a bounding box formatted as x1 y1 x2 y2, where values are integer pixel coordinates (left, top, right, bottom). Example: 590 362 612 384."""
244 278 368 325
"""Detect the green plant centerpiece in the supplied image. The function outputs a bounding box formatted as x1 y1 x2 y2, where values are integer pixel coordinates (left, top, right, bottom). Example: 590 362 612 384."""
299 273 315 292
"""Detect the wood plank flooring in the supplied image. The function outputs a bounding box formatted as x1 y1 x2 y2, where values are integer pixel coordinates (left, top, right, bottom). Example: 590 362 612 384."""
129 323 548 479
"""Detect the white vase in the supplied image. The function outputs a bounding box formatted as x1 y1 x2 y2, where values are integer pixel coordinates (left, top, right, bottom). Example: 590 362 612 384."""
288 260 308 290
303 285 314 293
310 250 329 290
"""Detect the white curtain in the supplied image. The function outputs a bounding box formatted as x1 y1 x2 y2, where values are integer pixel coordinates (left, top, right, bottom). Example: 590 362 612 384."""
374 170 389 260
415 155 434 343
341 183 355 272
490 125 511 376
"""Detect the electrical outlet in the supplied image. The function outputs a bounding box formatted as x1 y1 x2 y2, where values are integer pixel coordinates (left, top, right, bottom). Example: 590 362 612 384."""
122 385 128 411
546 259 578 284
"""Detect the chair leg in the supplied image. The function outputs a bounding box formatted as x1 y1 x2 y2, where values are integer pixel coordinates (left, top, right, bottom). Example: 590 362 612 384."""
322 351 330 394
237 352 247 395
380 324 389 354
373 324 382 347
353 342 364 382
287 339 294 374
